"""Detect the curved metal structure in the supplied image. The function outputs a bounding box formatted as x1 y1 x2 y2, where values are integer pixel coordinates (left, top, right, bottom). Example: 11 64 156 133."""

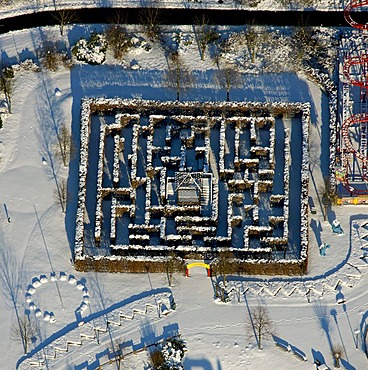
339 1 368 194
344 0 368 30
343 54 368 87
341 113 368 163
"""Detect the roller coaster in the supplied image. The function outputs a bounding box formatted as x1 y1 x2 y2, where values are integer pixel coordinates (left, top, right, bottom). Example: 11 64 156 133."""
337 0 368 194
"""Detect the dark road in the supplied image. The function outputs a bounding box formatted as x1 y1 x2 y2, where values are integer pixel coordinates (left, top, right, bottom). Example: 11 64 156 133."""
1 7 365 34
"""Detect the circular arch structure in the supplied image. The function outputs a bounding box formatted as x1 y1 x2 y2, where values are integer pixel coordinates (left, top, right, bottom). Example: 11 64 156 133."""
344 0 368 30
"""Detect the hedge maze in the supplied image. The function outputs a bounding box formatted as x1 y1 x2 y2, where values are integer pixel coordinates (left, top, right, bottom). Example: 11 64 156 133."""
75 99 309 274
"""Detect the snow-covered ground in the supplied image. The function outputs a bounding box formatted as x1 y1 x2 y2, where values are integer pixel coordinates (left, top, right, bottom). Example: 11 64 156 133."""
0 8 368 370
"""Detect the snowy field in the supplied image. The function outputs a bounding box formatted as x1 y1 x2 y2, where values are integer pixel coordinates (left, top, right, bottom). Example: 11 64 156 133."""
0 7 368 370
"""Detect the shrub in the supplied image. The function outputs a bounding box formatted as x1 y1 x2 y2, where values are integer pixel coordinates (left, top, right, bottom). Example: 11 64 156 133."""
38 41 62 72
105 25 132 60
2 66 14 79
147 338 187 370
149 349 167 369
72 33 107 65
18 59 41 72
169 338 186 358
234 0 261 6
43 50 59 71
61 52 74 69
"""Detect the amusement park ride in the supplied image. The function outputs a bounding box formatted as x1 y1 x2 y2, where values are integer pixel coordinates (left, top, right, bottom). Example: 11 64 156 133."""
337 0 368 194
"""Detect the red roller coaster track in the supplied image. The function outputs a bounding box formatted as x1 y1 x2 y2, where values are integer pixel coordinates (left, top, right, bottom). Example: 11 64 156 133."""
343 54 368 86
344 0 368 29
341 113 368 163
340 1 368 194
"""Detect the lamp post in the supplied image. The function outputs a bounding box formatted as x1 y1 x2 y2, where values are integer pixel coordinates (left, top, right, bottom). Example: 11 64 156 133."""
355 329 361 350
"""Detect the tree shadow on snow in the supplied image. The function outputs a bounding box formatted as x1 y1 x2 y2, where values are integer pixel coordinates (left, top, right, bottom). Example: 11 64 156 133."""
313 300 333 354
183 358 214 370
340 358 356 370
0 226 27 344
310 219 322 247
311 348 326 367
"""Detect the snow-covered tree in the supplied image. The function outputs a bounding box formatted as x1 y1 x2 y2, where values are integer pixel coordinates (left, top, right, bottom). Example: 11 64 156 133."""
147 337 186 370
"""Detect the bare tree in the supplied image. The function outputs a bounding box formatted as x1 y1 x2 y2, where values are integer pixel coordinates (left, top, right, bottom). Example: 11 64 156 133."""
164 52 192 101
332 345 343 368
244 23 264 63
319 176 335 221
193 14 219 61
291 24 314 65
213 247 234 301
138 2 162 41
0 67 13 114
209 40 222 68
165 251 181 287
0 77 12 113
11 315 37 354
216 64 242 101
54 178 69 213
108 9 126 26
54 123 74 167
105 10 131 60
52 8 78 36
105 24 131 60
246 304 274 350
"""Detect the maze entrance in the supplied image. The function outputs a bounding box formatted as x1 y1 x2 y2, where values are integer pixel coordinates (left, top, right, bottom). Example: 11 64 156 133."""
185 262 211 277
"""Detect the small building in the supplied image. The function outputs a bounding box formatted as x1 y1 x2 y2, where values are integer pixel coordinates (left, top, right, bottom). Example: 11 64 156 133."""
175 172 201 205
